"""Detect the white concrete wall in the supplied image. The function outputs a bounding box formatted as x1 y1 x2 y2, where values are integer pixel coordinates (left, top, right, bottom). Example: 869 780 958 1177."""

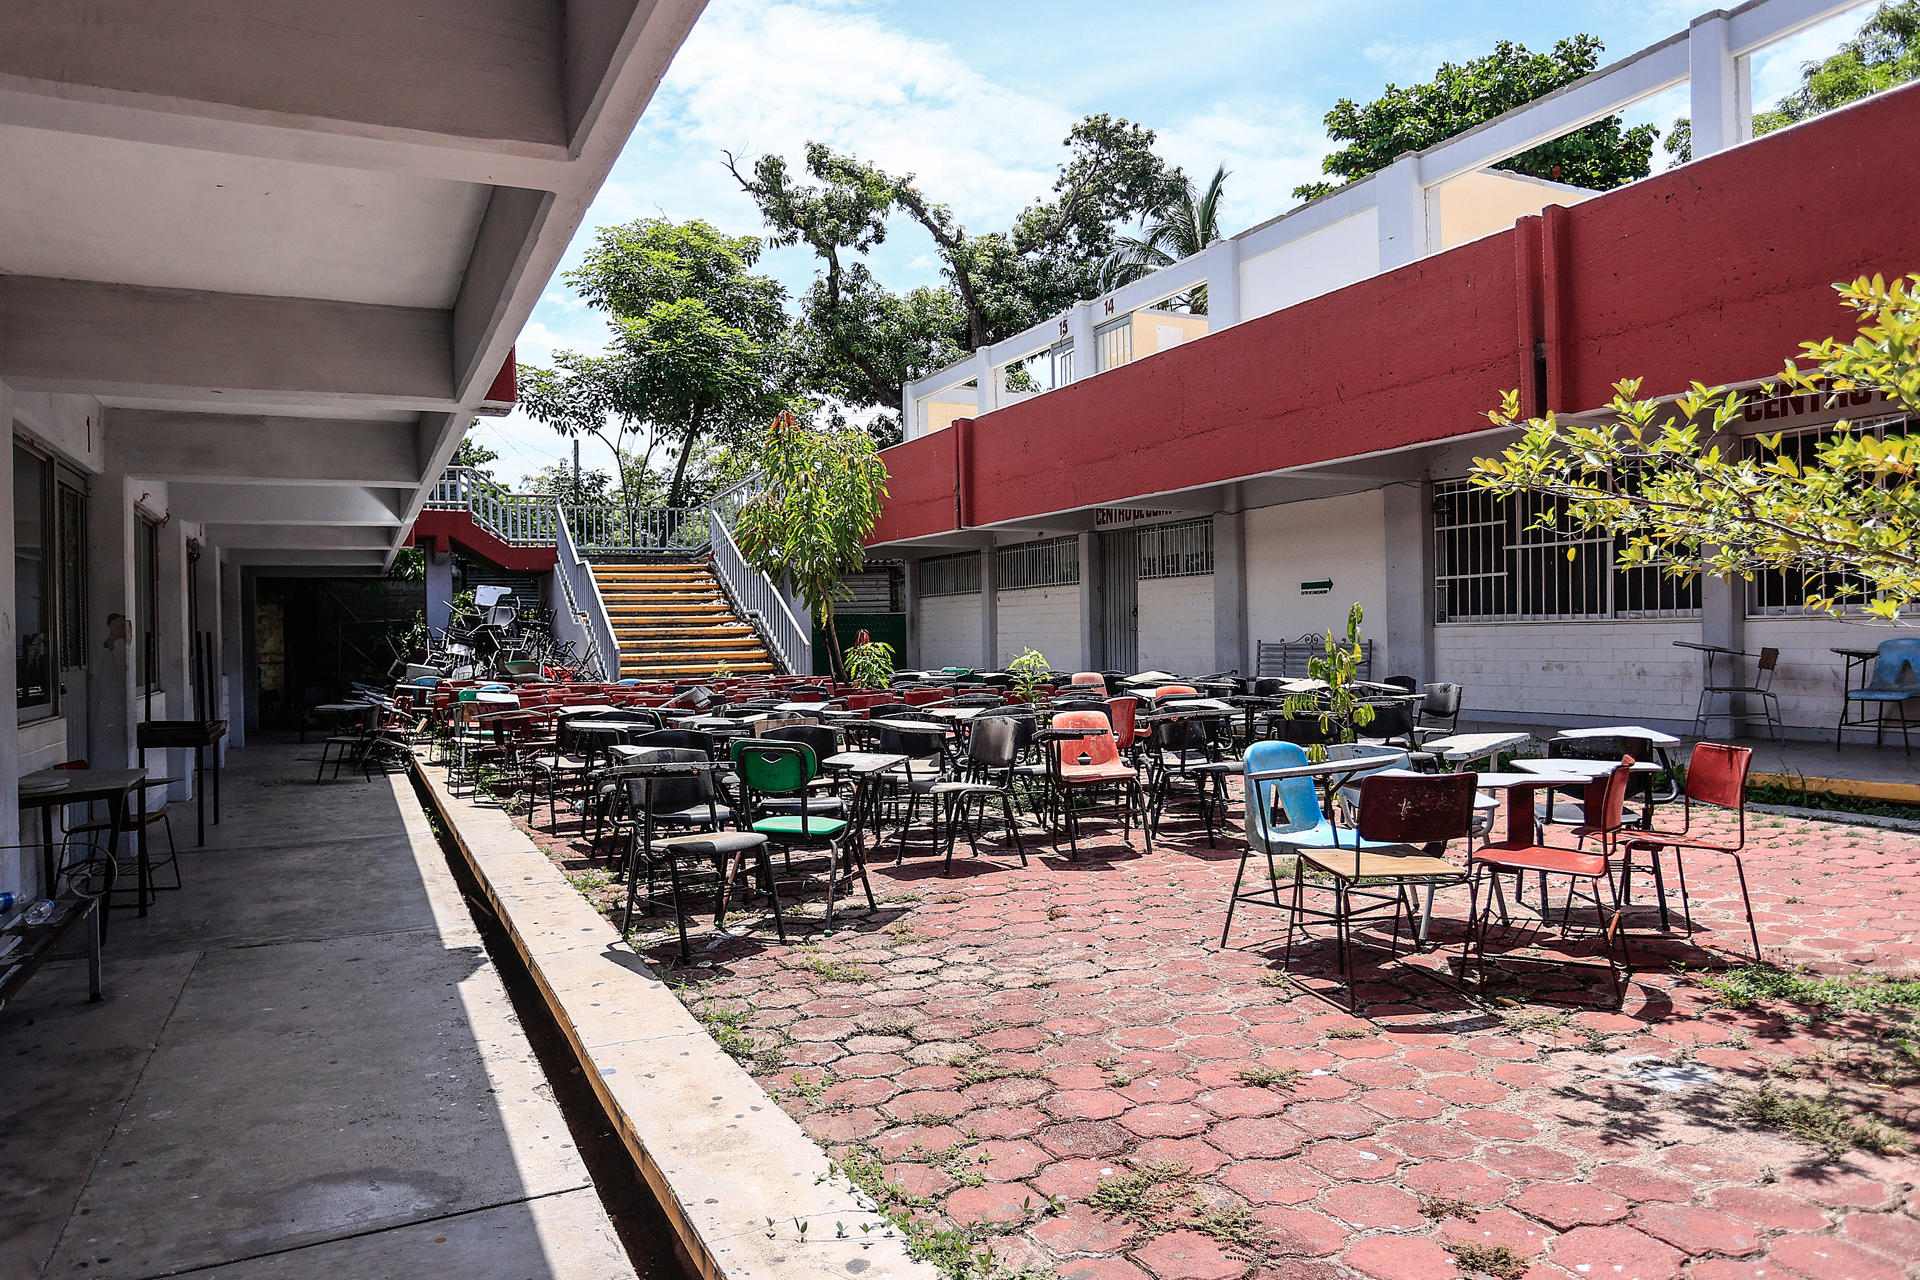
1748 615 1906 735
1434 619 1704 727
1238 208 1380 322
1137 574 1216 675
997 585 1085 670
1245 490 1392 672
917 593 984 669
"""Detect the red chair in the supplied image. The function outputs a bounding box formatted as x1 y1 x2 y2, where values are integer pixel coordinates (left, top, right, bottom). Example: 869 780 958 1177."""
1069 671 1107 690
1104 696 1139 755
1465 758 1635 1005
1152 684 1199 700
1624 742 1756 959
1051 710 1149 858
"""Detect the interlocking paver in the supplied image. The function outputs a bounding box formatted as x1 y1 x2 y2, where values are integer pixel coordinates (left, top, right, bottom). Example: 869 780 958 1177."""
526 782 1920 1280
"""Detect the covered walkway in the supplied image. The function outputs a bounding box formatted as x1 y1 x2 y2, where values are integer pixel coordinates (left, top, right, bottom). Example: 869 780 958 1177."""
0 741 655 1280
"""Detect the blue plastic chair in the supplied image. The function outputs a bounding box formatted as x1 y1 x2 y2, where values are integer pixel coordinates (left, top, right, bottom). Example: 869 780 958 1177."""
1223 741 1394 946
1844 637 1920 752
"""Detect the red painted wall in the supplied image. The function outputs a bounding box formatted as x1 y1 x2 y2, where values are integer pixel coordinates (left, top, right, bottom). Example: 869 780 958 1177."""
409 508 556 573
871 81 1920 546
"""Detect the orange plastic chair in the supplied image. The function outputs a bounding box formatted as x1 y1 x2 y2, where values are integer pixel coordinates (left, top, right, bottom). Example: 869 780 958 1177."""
1051 710 1147 857
1070 671 1107 689
1152 684 1199 700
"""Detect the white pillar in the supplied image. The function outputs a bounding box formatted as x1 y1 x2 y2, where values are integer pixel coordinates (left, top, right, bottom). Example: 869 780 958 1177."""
87 473 139 772
1077 532 1100 671
220 551 246 750
425 545 454 633
1374 155 1430 270
155 518 192 802
1213 497 1248 675
979 546 999 669
899 560 920 670
1386 479 1437 683
1203 238 1242 329
971 349 997 417
1689 14 1752 159
0 383 22 884
1068 302 1097 385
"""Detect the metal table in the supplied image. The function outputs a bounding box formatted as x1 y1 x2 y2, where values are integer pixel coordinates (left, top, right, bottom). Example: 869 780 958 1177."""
17 767 151 935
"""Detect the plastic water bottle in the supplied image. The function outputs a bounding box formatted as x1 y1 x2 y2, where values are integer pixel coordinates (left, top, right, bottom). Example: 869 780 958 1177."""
0 892 16 914
23 899 53 926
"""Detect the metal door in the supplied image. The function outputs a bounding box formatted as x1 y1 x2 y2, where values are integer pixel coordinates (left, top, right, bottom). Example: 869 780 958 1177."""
1100 529 1138 672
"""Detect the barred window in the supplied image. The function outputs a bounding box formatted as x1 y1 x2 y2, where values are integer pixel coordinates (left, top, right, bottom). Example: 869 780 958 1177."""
1137 518 1213 579
996 536 1080 590
1433 479 1699 622
1747 415 1909 615
918 553 980 598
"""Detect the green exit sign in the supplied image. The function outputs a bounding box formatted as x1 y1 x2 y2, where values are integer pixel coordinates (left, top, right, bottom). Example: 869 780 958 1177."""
1300 580 1332 595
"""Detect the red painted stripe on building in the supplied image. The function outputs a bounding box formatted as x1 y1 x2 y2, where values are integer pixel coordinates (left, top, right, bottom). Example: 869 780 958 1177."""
409 508 556 573
870 82 1920 547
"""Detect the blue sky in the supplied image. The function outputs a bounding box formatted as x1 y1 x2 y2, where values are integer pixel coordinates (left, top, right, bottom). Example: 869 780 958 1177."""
474 0 1867 485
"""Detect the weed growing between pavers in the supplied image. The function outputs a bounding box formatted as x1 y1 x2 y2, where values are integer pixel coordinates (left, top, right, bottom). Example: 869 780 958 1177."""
784 948 871 983
828 1144 1055 1280
1731 1082 1907 1157
1089 1162 1272 1266
1232 1063 1301 1090
1444 1240 1531 1280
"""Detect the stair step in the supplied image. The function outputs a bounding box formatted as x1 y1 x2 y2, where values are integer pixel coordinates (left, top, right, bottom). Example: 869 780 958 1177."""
585 554 792 677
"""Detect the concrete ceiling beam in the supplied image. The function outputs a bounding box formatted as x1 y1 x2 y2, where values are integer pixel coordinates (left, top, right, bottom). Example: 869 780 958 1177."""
0 276 457 411
202 526 396 552
107 411 421 487
168 483 403 528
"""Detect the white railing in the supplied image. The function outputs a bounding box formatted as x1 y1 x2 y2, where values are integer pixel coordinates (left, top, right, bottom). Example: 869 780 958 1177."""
710 507 811 676
427 467 559 546
553 515 621 680
565 503 707 555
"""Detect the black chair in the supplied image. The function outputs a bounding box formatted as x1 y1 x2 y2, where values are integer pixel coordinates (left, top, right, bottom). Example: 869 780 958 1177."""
758 725 848 819
930 717 1028 873
875 721 951 860
1545 734 1658 828
1413 683 1464 742
1144 714 1235 844
618 748 734 955
1384 675 1418 694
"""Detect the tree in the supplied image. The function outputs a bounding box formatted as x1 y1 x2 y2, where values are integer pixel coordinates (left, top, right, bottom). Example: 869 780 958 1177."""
732 411 890 679
1293 36 1657 201
1100 164 1230 310
521 463 616 506
452 436 500 476
1668 1 1920 162
1471 274 1920 620
522 219 795 513
728 116 1183 422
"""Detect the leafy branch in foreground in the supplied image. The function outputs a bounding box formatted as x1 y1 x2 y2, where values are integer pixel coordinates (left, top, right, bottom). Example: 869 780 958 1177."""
1472 274 1920 619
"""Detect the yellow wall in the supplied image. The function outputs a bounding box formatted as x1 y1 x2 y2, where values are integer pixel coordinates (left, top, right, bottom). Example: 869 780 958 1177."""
1131 309 1209 360
1435 169 1590 249
924 399 975 434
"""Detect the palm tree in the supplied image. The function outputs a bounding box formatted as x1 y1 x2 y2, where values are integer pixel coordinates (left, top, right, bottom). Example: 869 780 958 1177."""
1099 163 1229 312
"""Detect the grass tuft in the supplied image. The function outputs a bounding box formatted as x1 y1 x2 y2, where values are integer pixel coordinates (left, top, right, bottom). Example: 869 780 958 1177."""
1445 1241 1530 1280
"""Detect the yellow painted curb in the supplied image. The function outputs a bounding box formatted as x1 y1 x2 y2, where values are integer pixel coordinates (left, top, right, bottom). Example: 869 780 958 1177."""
1750 771 1920 805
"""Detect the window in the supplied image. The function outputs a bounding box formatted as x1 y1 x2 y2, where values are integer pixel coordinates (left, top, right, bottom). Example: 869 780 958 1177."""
1095 320 1133 373
136 517 160 690
1433 478 1700 622
15 444 52 715
918 553 981 598
56 478 88 670
1137 519 1213 579
1746 415 1909 615
996 537 1080 590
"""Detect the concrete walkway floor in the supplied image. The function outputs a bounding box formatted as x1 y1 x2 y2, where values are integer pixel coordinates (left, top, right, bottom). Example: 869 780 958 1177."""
1 739 653 1280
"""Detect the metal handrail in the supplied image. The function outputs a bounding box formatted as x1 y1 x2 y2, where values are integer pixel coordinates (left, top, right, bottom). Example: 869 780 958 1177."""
553 512 619 681
709 507 810 676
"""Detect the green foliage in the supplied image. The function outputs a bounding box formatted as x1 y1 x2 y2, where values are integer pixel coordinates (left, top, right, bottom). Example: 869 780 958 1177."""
1671 2 1920 161
1004 648 1052 703
1280 603 1377 755
452 436 500 475
520 463 617 505
729 116 1183 423
1695 964 1920 1018
1473 274 1920 618
522 218 796 511
1444 1241 1532 1280
387 547 425 582
733 414 889 679
844 638 896 690
1100 163 1229 311
1730 1083 1906 1157
1294 35 1655 200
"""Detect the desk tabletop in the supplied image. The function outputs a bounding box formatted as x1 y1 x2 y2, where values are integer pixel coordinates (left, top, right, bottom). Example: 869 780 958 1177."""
824 751 909 774
1555 724 1682 747
1509 757 1664 777
1421 731 1531 759
1474 770 1592 789
1673 641 1747 657
19 767 148 805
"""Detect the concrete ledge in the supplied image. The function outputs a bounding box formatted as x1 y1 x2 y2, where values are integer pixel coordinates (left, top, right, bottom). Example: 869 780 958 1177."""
1749 771 1920 806
410 757 932 1280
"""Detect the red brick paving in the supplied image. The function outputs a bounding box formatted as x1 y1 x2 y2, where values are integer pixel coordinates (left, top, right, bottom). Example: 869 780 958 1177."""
527 788 1920 1279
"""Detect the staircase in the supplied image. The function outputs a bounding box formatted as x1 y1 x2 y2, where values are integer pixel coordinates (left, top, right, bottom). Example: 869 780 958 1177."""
591 560 779 679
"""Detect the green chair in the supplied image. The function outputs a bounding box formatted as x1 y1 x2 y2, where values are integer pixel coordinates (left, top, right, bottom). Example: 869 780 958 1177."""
731 739 876 929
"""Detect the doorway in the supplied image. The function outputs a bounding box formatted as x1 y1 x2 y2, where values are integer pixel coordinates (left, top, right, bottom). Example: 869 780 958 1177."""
1100 528 1138 672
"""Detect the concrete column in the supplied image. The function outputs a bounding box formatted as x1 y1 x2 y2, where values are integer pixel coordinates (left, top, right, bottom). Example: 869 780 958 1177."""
1068 302 1097 385
1374 155 1430 270
1077 533 1100 671
87 473 138 772
972 350 997 417
899 559 921 670
978 546 999 669
1203 238 1242 329
425 544 454 634
0 383 22 883
242 571 261 733
1213 499 1248 676
1385 479 1437 683
1689 14 1752 158
155 519 192 802
220 552 246 750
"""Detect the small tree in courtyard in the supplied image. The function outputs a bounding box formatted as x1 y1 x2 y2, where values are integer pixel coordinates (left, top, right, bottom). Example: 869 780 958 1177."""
733 412 890 680
1472 274 1920 619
